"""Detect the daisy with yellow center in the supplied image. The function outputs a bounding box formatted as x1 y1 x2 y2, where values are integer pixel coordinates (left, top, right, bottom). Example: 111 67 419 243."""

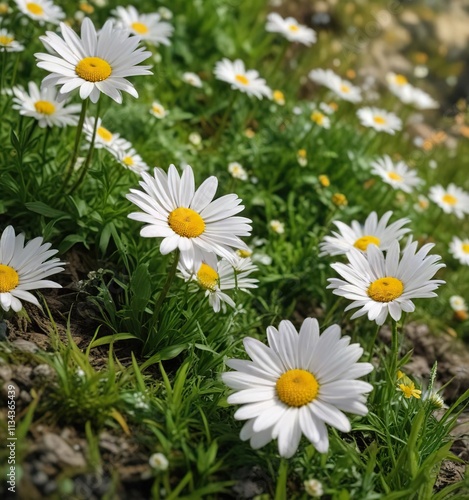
311 110 331 128
111 147 149 175
266 12 317 46
272 90 285 106
127 164 252 269
370 155 422 193
12 81 80 128
214 59 272 99
357 107 402 134
449 236 469 265
429 184 469 219
83 118 131 152
36 17 152 104
319 211 410 257
309 68 362 103
182 72 203 88
228 162 248 181
0 226 63 312
0 29 24 52
318 175 330 187
222 317 373 457
112 5 173 46
14 0 64 25
398 382 421 399
150 101 168 119
178 251 258 313
328 241 445 325
297 149 307 167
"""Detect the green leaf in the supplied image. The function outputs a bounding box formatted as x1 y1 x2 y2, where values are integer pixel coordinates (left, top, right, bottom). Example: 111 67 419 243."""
25 201 72 219
130 263 152 312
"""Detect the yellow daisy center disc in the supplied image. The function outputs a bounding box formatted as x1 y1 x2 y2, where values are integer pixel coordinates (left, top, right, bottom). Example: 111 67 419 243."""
311 111 325 125
26 2 44 15
442 193 457 206
354 235 380 251
131 21 149 35
276 369 319 407
76 57 112 82
197 263 219 291
288 24 299 32
152 104 164 115
0 264 19 293
235 74 249 85
168 207 205 238
394 74 407 86
123 156 134 166
368 276 404 302
0 35 14 46
34 100 55 115
340 84 350 93
373 115 386 125
97 126 113 142
462 243 469 254
388 171 402 182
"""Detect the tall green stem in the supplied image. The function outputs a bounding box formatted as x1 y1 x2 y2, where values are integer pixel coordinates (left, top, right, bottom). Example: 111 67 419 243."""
389 320 400 383
63 98 88 189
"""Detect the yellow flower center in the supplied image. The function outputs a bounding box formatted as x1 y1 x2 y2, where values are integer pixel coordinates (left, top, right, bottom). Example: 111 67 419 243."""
373 115 386 125
168 207 205 238
196 263 219 291
332 193 347 206
399 382 421 399
131 22 149 35
318 175 330 187
354 235 380 251
368 277 404 302
462 243 469 254
76 57 112 82
0 35 13 45
297 149 307 158
288 24 299 32
387 171 403 182
26 2 44 15
273 90 285 104
79 2 94 14
0 264 19 293
394 74 408 86
340 84 350 93
123 156 134 166
276 369 319 407
236 249 252 258
442 193 457 206
311 111 325 125
235 74 249 86
34 100 55 115
97 126 113 142
152 104 164 115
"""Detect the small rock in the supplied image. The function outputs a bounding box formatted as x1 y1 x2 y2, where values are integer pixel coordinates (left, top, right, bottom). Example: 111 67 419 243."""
43 433 86 468
12 339 39 353
33 364 54 381
1 381 19 399
20 390 32 403
0 365 13 382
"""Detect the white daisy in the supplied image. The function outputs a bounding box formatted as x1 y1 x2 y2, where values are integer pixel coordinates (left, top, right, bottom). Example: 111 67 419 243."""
111 147 149 175
182 72 202 88
228 162 248 181
272 90 285 106
319 211 410 257
310 110 331 129
112 5 173 46
83 117 131 152
450 295 467 312
222 317 373 457
0 29 24 52
14 0 64 25
328 241 445 325
387 75 438 110
270 220 285 234
214 59 272 100
35 17 152 104
429 184 469 219
12 81 80 128
370 155 422 193
356 107 402 134
265 12 317 46
449 237 469 265
126 164 252 268
309 69 362 103
150 101 168 119
178 251 258 313
0 226 64 312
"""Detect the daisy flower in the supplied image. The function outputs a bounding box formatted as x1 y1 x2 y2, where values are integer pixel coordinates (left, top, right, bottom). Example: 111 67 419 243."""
35 17 152 104
14 0 64 25
0 29 24 52
83 117 131 152
222 317 373 457
449 236 469 265
357 107 402 134
370 155 422 193
309 69 362 103
126 164 252 268
182 72 202 88
111 147 149 175
270 220 285 234
179 251 258 313
272 90 285 106
228 162 248 181
150 101 168 119
319 211 410 257
214 59 272 100
429 184 469 219
12 82 80 128
310 110 331 128
266 12 317 46
450 295 467 312
112 5 173 46
0 226 64 312
328 241 445 325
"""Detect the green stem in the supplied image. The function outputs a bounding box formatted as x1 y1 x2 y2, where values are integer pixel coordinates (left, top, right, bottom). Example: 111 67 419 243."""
269 41 289 80
367 324 381 362
63 98 88 189
274 459 288 500
10 52 20 88
390 320 399 383
67 98 101 195
41 127 51 162
213 92 238 144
